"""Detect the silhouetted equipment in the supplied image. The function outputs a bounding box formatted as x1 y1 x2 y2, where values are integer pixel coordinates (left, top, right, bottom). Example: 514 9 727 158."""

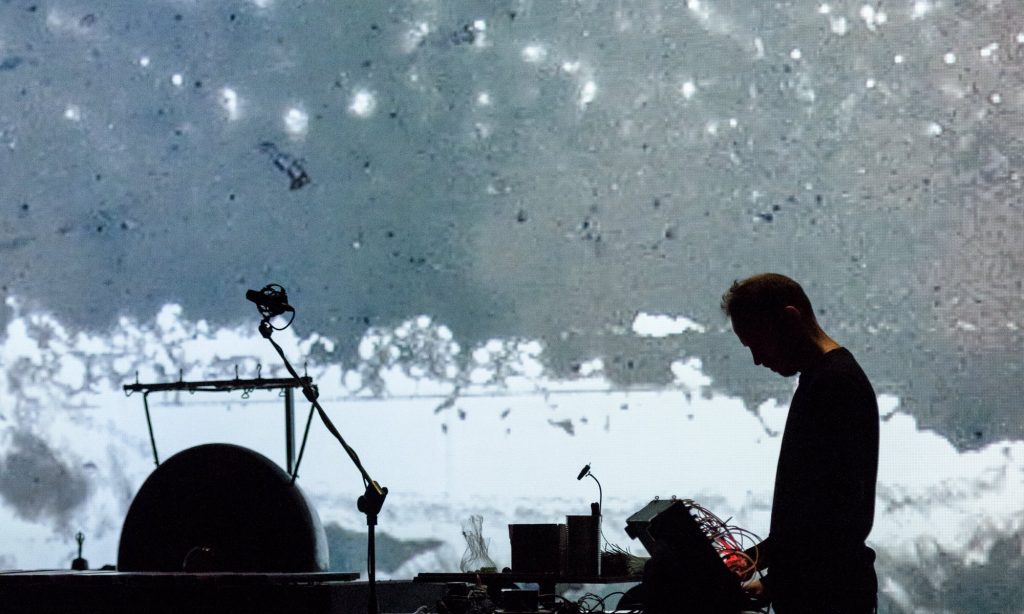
625 499 748 614
0 572 443 614
576 463 591 481
573 462 602 577
118 443 328 573
123 372 313 475
246 284 295 318
70 532 88 571
508 524 566 573
249 284 389 614
565 514 600 575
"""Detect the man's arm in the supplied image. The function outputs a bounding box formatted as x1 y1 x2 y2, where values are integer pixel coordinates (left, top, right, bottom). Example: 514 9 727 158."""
741 537 772 603
743 536 771 571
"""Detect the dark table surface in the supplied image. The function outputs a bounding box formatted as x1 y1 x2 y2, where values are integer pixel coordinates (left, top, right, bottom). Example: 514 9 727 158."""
414 571 641 585
0 569 360 585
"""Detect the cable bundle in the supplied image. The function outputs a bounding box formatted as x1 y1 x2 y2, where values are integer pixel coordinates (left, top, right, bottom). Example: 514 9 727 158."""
678 499 761 582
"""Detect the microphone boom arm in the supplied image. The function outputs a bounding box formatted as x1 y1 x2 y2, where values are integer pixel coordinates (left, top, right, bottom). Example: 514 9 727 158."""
257 318 386 614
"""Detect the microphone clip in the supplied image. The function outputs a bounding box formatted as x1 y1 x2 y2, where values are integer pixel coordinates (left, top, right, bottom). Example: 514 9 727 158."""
247 284 296 330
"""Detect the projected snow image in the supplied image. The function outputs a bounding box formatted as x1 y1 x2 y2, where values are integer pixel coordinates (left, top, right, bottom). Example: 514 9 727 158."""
0 301 1021 611
1 0 1023 611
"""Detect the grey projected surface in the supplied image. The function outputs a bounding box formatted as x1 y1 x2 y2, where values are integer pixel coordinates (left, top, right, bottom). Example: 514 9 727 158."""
2 1 1020 448
1 3 1023 612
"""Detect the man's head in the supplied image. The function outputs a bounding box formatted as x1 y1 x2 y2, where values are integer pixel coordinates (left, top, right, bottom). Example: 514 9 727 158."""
721 273 827 376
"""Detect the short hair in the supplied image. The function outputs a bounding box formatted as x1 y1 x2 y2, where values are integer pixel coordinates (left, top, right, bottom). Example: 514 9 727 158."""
720 273 817 326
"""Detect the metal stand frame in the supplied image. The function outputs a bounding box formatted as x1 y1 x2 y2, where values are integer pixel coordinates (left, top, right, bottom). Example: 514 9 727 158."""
124 372 313 478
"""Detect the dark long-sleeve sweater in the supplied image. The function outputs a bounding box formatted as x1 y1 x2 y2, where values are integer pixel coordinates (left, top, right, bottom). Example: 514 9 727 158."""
761 347 879 610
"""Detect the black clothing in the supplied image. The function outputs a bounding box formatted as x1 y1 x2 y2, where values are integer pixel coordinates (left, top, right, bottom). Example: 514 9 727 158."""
761 347 879 613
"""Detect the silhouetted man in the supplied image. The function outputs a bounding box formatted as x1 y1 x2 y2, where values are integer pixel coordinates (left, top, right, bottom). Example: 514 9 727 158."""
722 273 879 613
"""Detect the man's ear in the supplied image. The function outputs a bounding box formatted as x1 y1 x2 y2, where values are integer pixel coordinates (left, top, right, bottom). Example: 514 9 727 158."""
782 305 803 321
780 305 808 333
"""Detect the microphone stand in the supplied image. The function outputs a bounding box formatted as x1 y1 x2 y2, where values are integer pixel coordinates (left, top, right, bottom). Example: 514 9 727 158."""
258 318 387 614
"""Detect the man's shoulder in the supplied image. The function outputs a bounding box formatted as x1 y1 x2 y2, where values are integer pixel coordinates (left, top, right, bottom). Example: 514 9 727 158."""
801 349 876 399
819 347 869 379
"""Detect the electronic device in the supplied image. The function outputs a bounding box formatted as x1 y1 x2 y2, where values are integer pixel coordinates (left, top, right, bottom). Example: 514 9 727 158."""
625 499 752 614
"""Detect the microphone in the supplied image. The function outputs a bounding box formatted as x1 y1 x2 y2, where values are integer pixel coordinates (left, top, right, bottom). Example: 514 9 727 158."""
246 285 294 317
576 463 591 481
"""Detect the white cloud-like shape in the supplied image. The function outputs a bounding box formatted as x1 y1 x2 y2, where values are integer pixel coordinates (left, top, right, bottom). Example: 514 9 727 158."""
632 312 707 337
0 299 1020 609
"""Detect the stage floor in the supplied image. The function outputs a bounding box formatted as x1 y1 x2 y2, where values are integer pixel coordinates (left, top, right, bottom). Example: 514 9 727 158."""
0 570 446 614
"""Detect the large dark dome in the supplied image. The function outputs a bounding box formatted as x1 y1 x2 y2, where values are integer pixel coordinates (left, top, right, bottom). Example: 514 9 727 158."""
118 443 329 572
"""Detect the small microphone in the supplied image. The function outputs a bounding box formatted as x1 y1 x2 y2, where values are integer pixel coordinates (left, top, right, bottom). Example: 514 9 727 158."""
576 463 591 481
246 285 294 317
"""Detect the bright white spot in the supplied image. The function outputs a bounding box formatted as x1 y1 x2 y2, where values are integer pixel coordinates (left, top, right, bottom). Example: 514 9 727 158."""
753 37 765 59
251 0 272 7
705 121 719 135
894 54 905 64
437 325 453 341
139 56 150 68
912 0 932 19
577 358 604 377
283 107 308 138
63 105 81 121
472 347 490 364
875 11 887 24
476 92 491 106
403 22 430 53
171 73 184 87
818 4 831 14
830 16 849 35
790 48 802 60
45 9 66 31
520 340 542 355
671 357 712 389
521 45 547 63
729 117 738 128
561 61 581 74
470 19 489 47
686 0 712 23
979 42 998 58
632 313 707 337
860 5 879 30
681 80 697 99
926 121 944 136
579 80 597 109
473 122 492 139
955 320 977 332
348 89 376 118
1018 32 1024 44
866 78 876 89
989 92 1002 105
944 52 957 64
219 87 241 121
357 337 376 360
